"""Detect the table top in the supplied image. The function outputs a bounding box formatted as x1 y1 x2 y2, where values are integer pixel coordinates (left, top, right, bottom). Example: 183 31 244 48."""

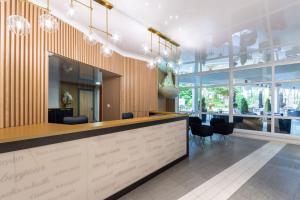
0 112 187 144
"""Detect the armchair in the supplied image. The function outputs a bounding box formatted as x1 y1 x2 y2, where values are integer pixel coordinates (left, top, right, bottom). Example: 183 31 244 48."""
210 118 234 136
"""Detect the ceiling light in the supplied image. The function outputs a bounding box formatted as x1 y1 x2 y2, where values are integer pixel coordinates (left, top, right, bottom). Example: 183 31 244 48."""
169 15 173 20
175 15 179 19
147 59 156 70
155 56 162 64
39 14 59 33
145 2 149 6
7 0 31 36
164 21 168 25
67 2 76 18
143 45 150 54
39 0 59 33
111 33 120 42
158 3 161 9
177 59 182 65
83 30 98 45
7 15 31 36
163 49 169 57
101 44 113 57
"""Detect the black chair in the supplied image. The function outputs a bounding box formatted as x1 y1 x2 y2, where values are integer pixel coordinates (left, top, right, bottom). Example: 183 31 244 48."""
210 118 234 139
122 112 134 119
189 117 213 141
63 116 88 125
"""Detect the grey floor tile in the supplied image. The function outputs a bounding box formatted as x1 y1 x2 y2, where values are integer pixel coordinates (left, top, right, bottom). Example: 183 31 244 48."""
119 135 267 200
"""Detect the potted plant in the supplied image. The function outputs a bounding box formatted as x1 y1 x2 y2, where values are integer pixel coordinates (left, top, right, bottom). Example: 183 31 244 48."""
264 98 271 114
201 97 207 122
239 97 249 114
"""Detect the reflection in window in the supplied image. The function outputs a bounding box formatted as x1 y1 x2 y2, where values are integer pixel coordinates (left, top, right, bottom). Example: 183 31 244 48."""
275 63 300 81
233 67 272 84
234 117 271 132
275 82 300 117
233 84 271 116
232 17 271 66
202 72 229 86
275 118 300 136
178 76 200 87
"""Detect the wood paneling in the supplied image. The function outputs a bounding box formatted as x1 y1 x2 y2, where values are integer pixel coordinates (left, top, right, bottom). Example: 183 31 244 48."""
0 0 158 128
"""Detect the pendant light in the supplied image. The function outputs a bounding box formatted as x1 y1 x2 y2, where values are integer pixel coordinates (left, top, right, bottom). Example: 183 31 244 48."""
39 0 59 33
101 8 113 57
67 0 75 18
155 37 163 65
147 32 156 69
83 0 97 45
7 0 31 36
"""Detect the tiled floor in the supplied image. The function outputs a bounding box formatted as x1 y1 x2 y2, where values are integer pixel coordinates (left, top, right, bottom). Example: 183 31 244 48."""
119 135 300 200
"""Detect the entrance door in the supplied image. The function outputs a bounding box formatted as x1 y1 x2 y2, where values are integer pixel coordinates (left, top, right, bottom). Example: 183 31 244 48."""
79 89 94 122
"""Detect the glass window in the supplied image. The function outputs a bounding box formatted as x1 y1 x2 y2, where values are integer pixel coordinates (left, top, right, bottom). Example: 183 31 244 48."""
232 17 272 67
178 88 194 112
202 72 229 86
234 117 271 132
233 84 271 116
275 63 300 81
233 67 272 84
202 87 229 114
274 82 300 116
178 76 200 87
178 62 197 74
275 118 300 136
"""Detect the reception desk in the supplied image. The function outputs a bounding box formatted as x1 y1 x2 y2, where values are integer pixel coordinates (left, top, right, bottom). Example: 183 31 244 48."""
0 112 188 200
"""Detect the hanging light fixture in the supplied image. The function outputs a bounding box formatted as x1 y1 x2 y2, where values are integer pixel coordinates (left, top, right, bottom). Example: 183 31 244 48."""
145 31 157 69
67 0 76 18
155 37 163 65
101 8 113 57
83 0 97 45
39 0 59 33
7 0 31 36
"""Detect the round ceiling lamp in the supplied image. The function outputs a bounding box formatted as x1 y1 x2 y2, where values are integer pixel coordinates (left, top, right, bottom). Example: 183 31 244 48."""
101 44 113 57
67 1 76 18
7 0 31 36
39 14 59 33
83 30 98 45
39 0 59 33
7 15 31 36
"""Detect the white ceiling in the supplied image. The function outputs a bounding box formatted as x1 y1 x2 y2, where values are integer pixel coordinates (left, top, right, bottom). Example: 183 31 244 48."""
31 0 300 61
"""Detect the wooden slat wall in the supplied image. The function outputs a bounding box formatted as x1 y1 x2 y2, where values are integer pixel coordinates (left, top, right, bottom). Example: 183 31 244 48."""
0 0 158 128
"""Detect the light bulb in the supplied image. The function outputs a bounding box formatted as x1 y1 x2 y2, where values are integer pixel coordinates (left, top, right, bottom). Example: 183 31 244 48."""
177 59 182 65
67 5 75 17
111 33 120 42
101 44 113 57
143 45 150 54
147 59 156 69
163 49 169 57
39 14 59 33
83 30 97 45
155 56 162 64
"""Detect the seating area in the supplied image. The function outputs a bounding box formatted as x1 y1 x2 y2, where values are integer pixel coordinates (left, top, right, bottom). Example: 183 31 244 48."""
189 116 234 142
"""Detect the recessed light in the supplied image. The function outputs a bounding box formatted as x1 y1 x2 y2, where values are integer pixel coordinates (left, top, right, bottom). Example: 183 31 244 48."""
158 3 162 9
164 20 168 25
175 15 179 19
145 2 149 6
169 15 173 20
